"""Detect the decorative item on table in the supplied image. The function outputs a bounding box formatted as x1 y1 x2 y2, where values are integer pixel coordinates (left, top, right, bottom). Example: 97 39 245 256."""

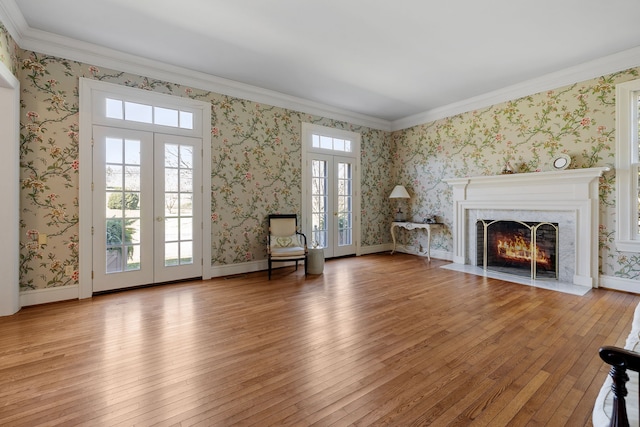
423 215 436 224
501 160 514 174
389 185 410 222
551 153 571 170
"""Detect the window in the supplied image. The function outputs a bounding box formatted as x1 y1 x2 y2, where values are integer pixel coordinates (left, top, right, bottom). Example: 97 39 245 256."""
311 134 352 152
90 88 201 136
616 78 640 252
104 97 194 129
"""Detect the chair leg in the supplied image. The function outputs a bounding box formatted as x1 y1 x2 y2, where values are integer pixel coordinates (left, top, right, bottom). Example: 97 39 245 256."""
268 259 272 280
295 260 298 271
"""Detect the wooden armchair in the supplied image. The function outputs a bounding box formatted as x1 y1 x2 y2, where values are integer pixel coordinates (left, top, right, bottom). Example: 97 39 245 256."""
267 214 308 280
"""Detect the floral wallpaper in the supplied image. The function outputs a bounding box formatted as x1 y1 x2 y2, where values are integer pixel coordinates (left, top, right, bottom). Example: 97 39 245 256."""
15 47 392 291
208 104 391 264
0 23 18 76
7 17 640 292
392 68 640 280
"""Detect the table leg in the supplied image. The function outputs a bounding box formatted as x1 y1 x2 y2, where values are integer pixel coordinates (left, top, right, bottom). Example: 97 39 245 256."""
390 224 397 254
426 227 431 261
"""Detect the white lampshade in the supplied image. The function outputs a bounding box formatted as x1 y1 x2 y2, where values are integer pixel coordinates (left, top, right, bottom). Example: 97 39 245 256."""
389 185 410 199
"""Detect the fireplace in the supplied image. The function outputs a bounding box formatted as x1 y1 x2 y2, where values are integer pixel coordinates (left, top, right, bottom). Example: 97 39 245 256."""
444 167 609 290
476 220 558 280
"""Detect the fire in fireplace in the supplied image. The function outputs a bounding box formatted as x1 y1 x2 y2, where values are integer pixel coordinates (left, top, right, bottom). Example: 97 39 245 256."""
477 220 558 280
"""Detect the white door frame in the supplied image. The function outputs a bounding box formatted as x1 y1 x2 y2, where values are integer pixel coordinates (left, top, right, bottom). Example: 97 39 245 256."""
301 122 361 257
0 62 20 315
79 78 211 298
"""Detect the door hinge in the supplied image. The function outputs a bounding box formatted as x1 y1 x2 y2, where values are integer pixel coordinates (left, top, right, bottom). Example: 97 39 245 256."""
91 182 94 191
91 226 94 235
91 271 94 279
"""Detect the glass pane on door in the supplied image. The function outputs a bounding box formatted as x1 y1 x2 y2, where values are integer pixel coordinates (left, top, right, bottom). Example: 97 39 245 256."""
163 144 194 266
312 159 328 248
337 162 353 246
105 137 142 273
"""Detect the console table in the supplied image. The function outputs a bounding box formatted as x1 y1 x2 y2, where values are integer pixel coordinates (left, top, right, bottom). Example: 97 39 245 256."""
390 222 441 260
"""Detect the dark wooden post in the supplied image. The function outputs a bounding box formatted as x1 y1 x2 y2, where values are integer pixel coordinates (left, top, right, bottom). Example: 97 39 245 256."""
599 345 640 427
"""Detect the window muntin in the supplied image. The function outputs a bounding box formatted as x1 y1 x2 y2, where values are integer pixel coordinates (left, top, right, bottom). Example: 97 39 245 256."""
312 134 352 152
104 97 194 130
615 78 640 251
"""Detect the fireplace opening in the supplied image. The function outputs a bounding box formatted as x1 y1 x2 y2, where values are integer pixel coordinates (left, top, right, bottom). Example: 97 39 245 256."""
476 220 558 280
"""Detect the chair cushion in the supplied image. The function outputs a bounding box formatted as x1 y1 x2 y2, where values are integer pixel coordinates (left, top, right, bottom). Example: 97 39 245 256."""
270 246 306 257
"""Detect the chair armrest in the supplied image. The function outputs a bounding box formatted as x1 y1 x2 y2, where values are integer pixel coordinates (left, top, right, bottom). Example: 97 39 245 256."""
296 231 308 249
599 346 640 427
601 346 640 372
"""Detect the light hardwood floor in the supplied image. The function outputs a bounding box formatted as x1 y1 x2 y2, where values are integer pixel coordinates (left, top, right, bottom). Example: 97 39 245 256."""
0 254 637 426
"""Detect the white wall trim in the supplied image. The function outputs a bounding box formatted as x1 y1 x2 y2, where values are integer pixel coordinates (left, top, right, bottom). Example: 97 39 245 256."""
391 246 453 261
2 2 640 133
0 0 27 42
359 244 391 255
20 285 79 307
209 260 267 278
0 59 20 316
600 275 640 294
614 78 640 253
208 259 330 278
17 271 640 307
392 46 640 131
0 2 389 132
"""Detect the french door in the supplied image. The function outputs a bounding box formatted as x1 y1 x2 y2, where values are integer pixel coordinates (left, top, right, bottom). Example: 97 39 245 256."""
92 125 202 292
310 154 356 258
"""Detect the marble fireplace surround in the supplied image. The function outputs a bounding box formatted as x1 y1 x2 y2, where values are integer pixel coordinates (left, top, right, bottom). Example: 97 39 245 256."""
444 167 609 289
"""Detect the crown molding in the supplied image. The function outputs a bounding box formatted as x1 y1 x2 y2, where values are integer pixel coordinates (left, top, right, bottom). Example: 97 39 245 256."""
0 1 391 131
22 29 392 131
2 1 639 134
391 46 640 131
0 0 26 41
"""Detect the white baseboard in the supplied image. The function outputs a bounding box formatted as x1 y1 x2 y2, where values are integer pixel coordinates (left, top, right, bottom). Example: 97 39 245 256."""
359 244 392 255
392 245 453 261
209 245 400 277
17 246 458 309
209 260 268 278
430 249 453 261
20 285 79 307
599 275 640 294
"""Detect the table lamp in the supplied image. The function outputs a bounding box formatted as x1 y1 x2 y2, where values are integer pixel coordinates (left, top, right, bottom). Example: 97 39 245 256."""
389 185 410 221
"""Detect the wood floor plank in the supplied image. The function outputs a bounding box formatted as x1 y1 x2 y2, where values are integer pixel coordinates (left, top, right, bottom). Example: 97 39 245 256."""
0 254 637 426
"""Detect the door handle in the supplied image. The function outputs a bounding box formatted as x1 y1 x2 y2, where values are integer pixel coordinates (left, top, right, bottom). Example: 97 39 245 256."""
156 216 164 222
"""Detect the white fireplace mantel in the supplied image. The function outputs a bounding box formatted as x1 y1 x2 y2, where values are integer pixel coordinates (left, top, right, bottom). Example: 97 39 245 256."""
444 167 610 288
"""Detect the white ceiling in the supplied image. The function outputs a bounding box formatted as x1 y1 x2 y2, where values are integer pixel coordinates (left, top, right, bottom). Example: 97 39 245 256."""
3 0 640 127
